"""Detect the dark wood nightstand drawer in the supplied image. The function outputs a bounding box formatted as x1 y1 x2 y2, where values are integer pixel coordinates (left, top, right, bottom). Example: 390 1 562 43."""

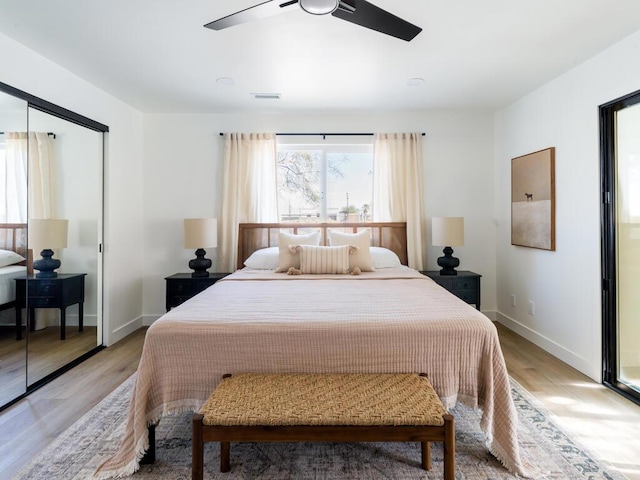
165 273 230 311
167 281 195 297
451 289 478 304
28 281 59 297
420 270 482 310
451 278 477 291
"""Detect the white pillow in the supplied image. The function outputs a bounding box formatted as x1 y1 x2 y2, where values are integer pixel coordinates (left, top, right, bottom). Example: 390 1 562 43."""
0 249 26 268
243 247 279 270
327 229 374 272
370 247 402 269
275 230 321 272
298 245 351 274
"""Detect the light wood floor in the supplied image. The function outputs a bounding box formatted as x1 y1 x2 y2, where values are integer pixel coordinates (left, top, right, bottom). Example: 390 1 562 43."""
0 324 639 479
0 325 99 405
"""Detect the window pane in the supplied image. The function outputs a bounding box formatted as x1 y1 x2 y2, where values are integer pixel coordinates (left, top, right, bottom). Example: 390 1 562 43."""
277 145 373 223
277 150 322 222
327 152 373 222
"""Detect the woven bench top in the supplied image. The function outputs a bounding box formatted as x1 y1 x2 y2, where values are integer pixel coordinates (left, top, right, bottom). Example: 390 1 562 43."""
199 373 447 427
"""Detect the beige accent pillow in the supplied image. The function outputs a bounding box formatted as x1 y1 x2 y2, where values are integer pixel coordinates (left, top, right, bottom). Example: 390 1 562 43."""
0 249 26 268
275 231 321 272
298 245 351 274
327 229 375 271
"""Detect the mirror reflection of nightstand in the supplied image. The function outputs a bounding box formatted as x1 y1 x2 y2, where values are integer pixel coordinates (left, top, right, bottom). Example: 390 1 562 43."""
420 270 481 310
14 273 86 340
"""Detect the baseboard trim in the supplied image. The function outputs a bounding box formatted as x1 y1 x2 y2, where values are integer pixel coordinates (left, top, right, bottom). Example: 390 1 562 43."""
495 311 601 382
482 310 497 321
108 316 144 346
142 315 162 326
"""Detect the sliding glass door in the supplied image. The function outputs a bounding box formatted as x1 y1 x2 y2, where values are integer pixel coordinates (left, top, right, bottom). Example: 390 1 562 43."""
601 89 640 405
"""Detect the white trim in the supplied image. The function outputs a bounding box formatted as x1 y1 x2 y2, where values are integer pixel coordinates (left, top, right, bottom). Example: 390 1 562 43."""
107 315 144 346
495 311 601 382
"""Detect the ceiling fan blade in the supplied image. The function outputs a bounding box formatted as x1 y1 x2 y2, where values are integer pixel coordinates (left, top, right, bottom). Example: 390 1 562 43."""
332 0 422 41
204 0 299 30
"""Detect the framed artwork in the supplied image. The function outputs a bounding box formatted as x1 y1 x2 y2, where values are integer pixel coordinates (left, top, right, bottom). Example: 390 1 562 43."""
511 147 555 250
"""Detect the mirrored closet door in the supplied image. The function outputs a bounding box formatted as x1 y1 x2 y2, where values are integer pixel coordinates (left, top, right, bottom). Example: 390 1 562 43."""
0 81 108 410
26 108 104 386
0 91 29 407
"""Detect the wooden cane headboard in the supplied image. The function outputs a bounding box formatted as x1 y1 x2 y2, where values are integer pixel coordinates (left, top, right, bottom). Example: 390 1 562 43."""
0 223 28 262
237 222 408 270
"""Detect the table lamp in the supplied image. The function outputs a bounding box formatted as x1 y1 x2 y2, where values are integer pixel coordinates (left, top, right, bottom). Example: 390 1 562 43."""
432 217 464 276
29 218 69 278
184 218 217 277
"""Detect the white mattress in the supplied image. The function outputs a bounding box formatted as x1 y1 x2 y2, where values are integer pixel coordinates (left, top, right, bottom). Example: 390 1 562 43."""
0 265 26 305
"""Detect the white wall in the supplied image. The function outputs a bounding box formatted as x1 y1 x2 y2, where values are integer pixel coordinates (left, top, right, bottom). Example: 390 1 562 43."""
142 111 496 321
494 29 640 381
0 32 145 345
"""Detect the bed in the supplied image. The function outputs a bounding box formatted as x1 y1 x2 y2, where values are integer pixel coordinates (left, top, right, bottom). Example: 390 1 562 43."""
0 224 28 334
95 222 529 478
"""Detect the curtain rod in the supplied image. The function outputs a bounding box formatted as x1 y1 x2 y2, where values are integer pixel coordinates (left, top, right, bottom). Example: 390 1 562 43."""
219 132 426 140
0 131 56 138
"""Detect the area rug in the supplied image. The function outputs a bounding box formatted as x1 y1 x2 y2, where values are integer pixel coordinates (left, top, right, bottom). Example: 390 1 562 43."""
13 374 625 480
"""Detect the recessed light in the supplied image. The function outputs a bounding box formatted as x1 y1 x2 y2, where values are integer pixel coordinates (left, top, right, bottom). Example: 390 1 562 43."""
407 77 425 87
216 77 236 86
251 93 282 100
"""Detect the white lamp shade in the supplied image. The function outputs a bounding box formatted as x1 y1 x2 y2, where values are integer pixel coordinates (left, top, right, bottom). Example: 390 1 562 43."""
184 218 217 249
28 219 68 252
432 217 464 247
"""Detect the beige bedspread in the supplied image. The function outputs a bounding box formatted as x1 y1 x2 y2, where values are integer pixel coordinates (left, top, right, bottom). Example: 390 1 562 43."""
95 267 529 478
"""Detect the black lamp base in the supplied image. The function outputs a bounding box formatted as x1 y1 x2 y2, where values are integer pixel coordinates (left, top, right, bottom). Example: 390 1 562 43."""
437 246 459 276
33 249 61 278
189 248 212 277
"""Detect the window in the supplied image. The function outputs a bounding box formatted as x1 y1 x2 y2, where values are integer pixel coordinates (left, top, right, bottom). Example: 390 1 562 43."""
277 143 374 222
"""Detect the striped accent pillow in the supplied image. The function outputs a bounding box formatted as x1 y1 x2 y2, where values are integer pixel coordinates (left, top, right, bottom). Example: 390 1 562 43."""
299 245 351 274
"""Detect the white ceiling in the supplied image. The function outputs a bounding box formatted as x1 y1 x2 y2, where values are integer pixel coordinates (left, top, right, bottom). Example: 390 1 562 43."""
1 0 640 114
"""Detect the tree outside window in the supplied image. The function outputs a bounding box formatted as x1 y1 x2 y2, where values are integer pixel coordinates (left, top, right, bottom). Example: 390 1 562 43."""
277 144 373 222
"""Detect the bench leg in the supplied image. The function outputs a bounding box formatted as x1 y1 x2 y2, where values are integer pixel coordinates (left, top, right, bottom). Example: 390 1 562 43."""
443 414 456 480
192 414 204 480
140 424 156 464
220 442 230 472
421 441 431 470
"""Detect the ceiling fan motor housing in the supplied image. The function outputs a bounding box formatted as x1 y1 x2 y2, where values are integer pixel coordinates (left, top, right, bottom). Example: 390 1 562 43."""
300 0 340 15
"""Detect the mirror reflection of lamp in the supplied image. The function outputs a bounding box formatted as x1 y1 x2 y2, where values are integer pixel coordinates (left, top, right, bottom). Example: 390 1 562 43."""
432 217 464 276
29 219 69 278
183 218 217 277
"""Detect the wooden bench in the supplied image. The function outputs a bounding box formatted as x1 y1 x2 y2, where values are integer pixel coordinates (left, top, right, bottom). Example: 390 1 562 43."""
192 373 455 479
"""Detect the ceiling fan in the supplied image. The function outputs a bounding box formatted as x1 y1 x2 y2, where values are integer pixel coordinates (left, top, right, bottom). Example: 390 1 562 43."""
204 0 422 42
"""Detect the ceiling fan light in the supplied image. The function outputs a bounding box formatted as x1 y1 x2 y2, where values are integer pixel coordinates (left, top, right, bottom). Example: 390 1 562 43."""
299 0 339 15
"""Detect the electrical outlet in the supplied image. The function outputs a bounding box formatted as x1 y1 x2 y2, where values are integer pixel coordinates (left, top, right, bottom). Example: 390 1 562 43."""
528 300 535 316
510 294 516 308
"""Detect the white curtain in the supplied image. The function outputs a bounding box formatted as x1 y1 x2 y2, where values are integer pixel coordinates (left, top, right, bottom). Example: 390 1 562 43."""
373 133 424 270
28 132 58 220
218 133 278 272
4 133 58 329
1 132 29 222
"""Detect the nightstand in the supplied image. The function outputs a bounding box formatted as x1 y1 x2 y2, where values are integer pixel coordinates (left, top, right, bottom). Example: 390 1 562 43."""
14 274 87 340
420 270 481 310
165 273 230 311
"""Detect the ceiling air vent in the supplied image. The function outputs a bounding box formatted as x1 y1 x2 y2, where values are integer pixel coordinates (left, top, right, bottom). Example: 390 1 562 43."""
251 93 281 100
